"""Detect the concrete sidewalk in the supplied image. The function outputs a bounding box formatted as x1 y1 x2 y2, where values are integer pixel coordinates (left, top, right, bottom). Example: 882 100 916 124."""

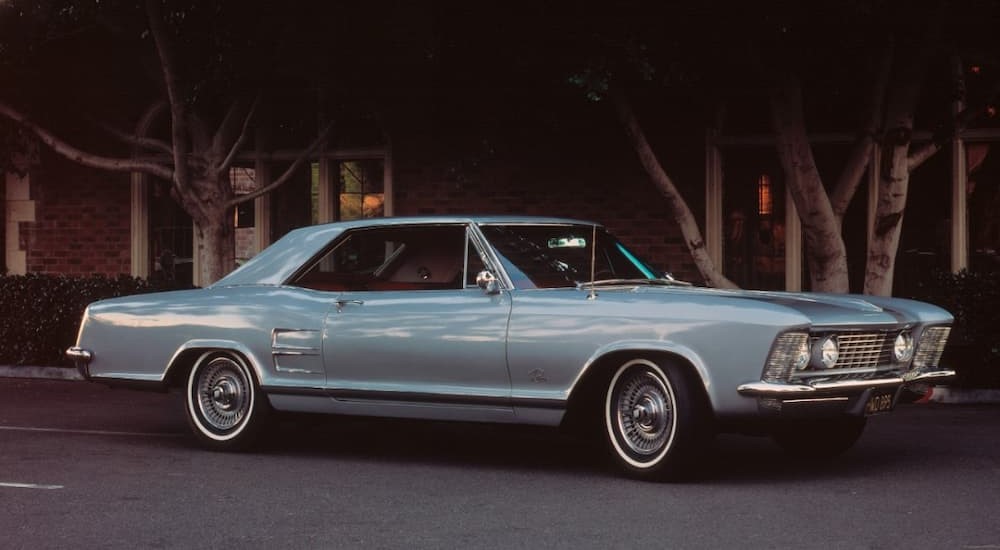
0 365 83 381
3 364 999 404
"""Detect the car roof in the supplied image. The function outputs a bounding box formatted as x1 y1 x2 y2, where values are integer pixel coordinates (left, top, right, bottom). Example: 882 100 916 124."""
306 215 595 229
212 215 600 288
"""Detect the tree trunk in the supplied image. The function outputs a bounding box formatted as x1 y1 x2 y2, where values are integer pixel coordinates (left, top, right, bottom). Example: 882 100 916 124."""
864 134 910 296
195 214 236 285
183 174 237 285
610 86 737 288
864 59 924 296
769 76 850 293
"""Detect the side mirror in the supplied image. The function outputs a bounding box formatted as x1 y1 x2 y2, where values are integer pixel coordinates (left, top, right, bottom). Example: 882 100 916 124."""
475 270 500 295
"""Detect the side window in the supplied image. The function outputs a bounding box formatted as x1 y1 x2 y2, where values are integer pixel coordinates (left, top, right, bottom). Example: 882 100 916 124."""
292 225 468 291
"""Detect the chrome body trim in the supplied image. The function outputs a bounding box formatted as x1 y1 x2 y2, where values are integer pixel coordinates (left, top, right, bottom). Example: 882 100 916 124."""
65 346 93 364
738 367 956 398
65 346 93 381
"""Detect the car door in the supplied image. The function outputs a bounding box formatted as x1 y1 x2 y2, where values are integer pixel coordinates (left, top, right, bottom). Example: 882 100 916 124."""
318 223 514 413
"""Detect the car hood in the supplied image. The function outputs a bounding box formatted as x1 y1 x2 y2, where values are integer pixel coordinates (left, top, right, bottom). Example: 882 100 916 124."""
617 285 952 328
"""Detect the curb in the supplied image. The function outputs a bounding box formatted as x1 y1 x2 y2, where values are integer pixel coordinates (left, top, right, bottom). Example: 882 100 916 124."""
0 366 83 381
920 386 1000 405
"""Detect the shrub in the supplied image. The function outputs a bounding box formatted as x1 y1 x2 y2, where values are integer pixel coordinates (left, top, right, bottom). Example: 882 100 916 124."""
910 269 1000 388
0 273 186 367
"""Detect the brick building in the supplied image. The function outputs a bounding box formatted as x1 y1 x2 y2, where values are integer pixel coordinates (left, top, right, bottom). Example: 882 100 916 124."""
5 116 1000 292
4 99 1000 292
1 119 701 287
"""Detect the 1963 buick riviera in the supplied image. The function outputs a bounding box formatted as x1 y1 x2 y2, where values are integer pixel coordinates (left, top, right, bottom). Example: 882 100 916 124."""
66 216 955 480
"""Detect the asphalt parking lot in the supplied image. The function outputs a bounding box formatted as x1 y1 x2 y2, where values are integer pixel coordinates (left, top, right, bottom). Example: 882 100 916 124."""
2 377 999 549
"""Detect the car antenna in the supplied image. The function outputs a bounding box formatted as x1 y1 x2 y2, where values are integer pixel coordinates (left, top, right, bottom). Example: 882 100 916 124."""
588 223 597 300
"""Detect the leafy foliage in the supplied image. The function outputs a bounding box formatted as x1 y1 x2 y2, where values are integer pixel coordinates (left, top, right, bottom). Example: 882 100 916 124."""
911 270 1000 387
0 273 187 366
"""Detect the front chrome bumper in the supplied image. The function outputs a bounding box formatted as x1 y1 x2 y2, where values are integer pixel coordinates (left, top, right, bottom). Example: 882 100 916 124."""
65 346 93 381
736 367 956 399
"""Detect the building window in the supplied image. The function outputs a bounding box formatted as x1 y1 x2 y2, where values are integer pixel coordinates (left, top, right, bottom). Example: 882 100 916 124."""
231 166 258 266
339 159 385 221
893 144 952 296
723 149 786 290
148 178 194 286
132 148 389 284
967 143 1000 272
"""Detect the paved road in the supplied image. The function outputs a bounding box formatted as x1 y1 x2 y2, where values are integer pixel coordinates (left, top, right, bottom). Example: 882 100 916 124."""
1 378 999 549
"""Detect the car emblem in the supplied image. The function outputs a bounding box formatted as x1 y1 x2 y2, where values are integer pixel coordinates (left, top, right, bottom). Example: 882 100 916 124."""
529 368 548 383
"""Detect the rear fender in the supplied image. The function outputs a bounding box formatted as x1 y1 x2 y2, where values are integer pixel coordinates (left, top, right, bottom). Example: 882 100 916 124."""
165 339 267 388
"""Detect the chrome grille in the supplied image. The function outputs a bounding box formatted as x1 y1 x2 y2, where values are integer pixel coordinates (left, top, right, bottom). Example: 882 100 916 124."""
793 330 897 381
832 332 891 369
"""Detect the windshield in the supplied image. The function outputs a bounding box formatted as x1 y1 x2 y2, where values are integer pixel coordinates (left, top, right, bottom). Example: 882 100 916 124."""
480 224 660 289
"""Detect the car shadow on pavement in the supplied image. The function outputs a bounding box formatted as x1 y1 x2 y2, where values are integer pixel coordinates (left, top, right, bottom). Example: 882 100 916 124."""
254 414 612 477
218 413 909 483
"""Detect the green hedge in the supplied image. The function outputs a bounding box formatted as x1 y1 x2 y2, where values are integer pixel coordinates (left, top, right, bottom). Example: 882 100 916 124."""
910 269 1000 388
0 273 185 367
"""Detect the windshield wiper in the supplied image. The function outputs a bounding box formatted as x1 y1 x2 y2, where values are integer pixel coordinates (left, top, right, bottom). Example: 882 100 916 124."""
578 278 692 288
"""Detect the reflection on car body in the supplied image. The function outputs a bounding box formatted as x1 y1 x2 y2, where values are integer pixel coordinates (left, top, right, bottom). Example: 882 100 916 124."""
67 216 955 480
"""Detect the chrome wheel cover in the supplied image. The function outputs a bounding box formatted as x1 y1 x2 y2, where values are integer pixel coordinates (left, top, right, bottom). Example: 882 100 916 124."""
193 356 252 434
607 360 677 467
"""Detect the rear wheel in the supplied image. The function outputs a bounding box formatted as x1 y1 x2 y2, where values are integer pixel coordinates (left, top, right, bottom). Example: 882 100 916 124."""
185 351 269 451
771 417 866 458
604 358 707 481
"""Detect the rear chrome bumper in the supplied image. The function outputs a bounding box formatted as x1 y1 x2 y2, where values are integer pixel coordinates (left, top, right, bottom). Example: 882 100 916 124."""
737 367 956 399
65 347 93 381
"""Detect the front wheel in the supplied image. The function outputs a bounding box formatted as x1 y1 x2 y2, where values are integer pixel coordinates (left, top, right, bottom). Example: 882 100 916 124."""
604 358 707 481
185 351 269 451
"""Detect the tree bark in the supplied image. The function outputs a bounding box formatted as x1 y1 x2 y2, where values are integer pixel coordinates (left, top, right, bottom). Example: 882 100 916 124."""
194 210 236 286
610 86 737 288
830 43 893 224
864 57 925 296
769 76 850 293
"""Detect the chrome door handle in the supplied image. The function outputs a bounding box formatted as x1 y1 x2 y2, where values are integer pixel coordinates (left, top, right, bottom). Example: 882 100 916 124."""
335 299 364 312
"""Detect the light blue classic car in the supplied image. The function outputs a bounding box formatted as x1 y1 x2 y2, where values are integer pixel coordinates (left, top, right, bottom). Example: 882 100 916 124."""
67 216 955 480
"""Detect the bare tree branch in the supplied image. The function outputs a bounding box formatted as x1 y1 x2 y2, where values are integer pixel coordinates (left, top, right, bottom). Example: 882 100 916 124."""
145 0 191 193
227 121 334 207
216 95 261 176
0 100 174 180
908 57 1000 172
91 118 174 156
610 84 737 289
908 103 993 171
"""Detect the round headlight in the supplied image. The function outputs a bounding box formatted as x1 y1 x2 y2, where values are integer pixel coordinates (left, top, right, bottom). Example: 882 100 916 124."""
816 335 839 369
893 332 915 363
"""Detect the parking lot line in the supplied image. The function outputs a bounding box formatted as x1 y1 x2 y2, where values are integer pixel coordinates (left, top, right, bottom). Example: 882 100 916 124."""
0 425 183 438
0 482 63 490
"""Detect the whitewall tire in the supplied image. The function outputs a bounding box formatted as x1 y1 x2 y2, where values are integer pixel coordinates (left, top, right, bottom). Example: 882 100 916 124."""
604 358 706 480
185 351 269 451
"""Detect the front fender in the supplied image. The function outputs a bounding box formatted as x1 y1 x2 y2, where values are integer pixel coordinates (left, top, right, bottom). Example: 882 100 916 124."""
573 339 717 406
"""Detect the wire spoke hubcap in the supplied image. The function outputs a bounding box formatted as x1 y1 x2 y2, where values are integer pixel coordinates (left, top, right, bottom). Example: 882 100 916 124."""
196 359 251 432
615 370 673 456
